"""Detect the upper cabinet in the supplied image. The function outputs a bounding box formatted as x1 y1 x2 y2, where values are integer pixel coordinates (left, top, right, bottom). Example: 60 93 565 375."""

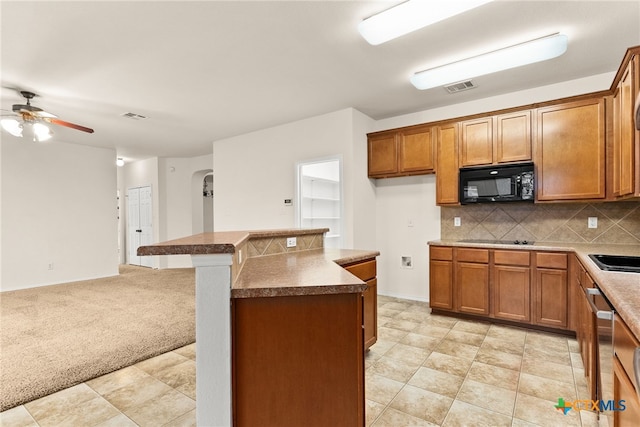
459 111 532 167
367 125 435 178
496 111 532 164
534 97 606 201
435 123 459 205
612 53 640 198
367 131 398 177
368 45 640 205
460 117 493 167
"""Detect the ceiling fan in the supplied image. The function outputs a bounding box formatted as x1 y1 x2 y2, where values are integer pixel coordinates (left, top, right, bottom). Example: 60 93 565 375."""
1 90 94 142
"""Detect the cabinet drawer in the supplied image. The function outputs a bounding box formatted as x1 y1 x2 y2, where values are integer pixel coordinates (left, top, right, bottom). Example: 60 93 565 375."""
456 248 489 263
536 252 568 269
614 314 640 391
345 259 376 281
494 250 530 266
431 246 453 261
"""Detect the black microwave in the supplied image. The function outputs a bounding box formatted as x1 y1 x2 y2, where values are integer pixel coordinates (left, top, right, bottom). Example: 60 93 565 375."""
459 162 534 204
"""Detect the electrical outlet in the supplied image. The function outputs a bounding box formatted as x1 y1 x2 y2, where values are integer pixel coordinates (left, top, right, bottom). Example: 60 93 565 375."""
588 217 598 229
286 237 297 248
454 217 461 227
238 249 243 264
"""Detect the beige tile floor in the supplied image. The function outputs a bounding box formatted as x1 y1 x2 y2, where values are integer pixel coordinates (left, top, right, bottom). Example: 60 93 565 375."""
1 295 598 427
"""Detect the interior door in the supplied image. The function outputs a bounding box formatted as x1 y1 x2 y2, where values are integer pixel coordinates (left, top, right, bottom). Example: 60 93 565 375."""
127 186 153 267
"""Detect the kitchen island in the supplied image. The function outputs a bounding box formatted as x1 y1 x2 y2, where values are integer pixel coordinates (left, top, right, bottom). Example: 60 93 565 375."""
138 229 378 427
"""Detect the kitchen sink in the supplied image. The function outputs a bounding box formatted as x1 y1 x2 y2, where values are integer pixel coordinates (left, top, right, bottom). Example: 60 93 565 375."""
588 254 640 273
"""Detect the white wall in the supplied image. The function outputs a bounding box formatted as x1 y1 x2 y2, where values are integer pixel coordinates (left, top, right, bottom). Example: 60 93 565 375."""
1 138 119 291
375 175 440 301
213 108 376 249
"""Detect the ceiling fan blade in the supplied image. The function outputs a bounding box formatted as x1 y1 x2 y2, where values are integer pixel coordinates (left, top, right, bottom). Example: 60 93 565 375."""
45 118 94 133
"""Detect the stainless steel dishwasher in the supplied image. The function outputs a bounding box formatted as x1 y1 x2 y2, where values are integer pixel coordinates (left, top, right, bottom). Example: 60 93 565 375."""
585 286 614 425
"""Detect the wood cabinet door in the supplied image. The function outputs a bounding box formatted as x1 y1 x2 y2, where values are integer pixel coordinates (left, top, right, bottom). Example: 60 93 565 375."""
368 132 398 177
398 125 435 174
233 293 364 426
613 54 638 197
460 117 493 167
456 262 489 315
492 265 530 322
363 278 377 349
496 111 532 164
535 98 606 201
534 268 568 329
436 123 459 205
613 357 640 427
430 260 454 310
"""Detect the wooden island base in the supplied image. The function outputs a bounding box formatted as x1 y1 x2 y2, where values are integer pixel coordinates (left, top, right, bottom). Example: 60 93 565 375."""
232 292 364 427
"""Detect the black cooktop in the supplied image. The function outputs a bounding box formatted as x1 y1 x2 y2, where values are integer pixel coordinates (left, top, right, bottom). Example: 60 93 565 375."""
458 239 535 245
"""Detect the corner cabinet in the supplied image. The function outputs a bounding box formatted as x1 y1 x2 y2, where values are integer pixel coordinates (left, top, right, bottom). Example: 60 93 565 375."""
367 125 435 178
535 97 606 201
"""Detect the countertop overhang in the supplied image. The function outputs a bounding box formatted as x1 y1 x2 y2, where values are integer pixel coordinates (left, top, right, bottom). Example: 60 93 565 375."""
138 229 379 299
137 228 330 256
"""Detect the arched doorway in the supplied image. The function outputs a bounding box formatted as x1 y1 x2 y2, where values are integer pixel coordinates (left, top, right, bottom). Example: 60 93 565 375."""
192 169 213 234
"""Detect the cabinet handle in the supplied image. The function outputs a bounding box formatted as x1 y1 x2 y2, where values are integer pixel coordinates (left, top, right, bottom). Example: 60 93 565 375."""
584 287 613 320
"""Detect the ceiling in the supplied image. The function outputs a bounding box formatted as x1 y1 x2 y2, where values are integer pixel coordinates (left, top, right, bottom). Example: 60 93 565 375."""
2 1 639 162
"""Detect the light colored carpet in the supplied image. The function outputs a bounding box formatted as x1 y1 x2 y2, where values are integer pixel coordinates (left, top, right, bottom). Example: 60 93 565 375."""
0 265 195 411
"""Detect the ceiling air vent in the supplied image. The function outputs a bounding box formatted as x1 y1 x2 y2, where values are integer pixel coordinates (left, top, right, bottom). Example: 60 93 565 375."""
121 112 147 120
444 80 476 94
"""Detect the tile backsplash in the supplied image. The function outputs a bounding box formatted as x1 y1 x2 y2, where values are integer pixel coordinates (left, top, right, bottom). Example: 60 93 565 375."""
441 201 640 245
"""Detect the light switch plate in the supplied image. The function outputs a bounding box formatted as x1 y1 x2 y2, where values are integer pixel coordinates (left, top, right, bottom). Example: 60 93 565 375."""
588 217 598 229
454 217 461 227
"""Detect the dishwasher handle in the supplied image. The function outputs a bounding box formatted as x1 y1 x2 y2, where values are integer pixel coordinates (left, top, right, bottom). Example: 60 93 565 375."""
584 287 614 320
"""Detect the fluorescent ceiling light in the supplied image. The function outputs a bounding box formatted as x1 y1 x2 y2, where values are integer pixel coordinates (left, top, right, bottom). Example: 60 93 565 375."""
358 0 493 45
410 33 569 90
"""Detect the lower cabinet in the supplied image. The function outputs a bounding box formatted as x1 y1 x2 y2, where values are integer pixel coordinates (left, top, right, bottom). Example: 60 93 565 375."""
456 248 490 315
533 252 568 329
492 250 531 322
613 314 640 426
429 246 454 310
232 292 365 426
428 245 569 332
343 258 378 350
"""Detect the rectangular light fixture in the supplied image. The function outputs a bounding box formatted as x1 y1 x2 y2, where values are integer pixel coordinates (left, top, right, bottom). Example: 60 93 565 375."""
358 0 493 45
410 33 568 90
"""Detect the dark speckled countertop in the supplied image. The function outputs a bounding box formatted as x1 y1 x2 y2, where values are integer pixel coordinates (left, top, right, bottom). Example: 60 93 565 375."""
138 229 379 299
429 240 640 341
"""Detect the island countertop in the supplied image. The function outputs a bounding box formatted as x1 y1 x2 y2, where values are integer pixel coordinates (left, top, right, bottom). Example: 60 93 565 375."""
138 229 379 299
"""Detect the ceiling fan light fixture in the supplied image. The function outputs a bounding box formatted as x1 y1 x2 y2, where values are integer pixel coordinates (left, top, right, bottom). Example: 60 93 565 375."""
1 118 23 137
410 33 569 90
358 0 493 45
32 122 53 142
